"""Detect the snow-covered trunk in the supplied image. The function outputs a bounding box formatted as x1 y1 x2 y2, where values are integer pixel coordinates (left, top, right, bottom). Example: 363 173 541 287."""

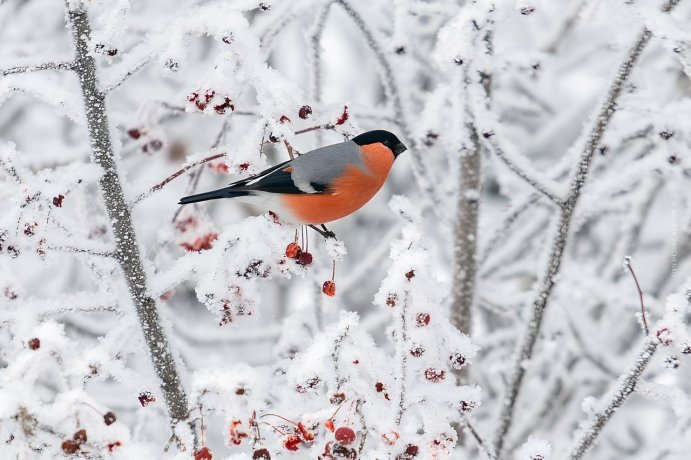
66 5 189 430
451 124 480 340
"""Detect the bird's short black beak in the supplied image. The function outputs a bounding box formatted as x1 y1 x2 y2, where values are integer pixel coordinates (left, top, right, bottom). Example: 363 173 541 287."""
394 143 408 156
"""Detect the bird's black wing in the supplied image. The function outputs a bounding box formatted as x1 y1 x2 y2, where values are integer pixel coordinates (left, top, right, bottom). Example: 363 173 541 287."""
233 160 329 195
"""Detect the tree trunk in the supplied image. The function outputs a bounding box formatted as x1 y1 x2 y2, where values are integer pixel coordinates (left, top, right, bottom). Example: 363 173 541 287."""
66 5 189 431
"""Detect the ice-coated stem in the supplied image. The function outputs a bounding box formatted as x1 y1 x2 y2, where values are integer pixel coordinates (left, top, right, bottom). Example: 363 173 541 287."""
65 5 189 430
493 3 679 451
1 60 74 76
566 339 658 460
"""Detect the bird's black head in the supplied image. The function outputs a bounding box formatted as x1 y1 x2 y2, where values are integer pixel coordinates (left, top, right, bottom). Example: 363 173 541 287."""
352 130 408 158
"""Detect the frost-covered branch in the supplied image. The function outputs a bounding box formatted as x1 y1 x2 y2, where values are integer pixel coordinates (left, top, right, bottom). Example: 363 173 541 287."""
134 152 227 204
493 2 679 452
566 339 658 460
480 132 562 204
65 4 189 431
462 416 497 460
1 60 74 76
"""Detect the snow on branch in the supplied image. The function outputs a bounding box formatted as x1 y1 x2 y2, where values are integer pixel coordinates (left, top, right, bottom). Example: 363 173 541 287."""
566 338 658 460
1 60 74 77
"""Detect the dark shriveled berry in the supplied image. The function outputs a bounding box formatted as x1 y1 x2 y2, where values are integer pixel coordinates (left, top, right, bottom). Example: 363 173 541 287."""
104 411 117 425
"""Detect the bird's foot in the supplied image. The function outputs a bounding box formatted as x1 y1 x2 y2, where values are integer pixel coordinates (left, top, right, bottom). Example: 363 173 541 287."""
308 224 337 240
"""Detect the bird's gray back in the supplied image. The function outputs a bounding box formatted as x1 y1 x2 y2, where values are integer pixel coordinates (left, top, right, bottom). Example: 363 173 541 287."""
291 139 364 191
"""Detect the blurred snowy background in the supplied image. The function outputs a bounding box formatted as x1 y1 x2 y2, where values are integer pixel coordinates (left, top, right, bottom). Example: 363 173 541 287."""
2 0 691 459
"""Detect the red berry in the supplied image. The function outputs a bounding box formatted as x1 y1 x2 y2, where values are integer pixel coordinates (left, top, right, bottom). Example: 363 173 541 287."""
405 270 415 280
61 439 80 454
53 194 65 207
335 106 349 125
279 115 291 124
424 368 446 382
405 444 419 456
28 338 40 350
285 242 301 259
194 446 213 460
138 391 156 407
127 128 142 139
335 427 356 445
298 105 312 119
104 411 117 425
107 441 122 452
283 434 301 451
322 280 336 297
297 251 313 265
415 313 430 327
73 429 87 445
386 294 397 307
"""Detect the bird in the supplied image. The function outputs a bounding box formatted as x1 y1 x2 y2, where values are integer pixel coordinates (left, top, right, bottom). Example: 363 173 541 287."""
179 130 407 238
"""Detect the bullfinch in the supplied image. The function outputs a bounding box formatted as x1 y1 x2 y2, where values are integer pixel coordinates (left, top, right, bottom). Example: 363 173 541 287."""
179 130 407 237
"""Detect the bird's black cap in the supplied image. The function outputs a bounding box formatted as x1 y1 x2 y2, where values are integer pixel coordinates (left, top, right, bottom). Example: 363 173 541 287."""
352 130 408 157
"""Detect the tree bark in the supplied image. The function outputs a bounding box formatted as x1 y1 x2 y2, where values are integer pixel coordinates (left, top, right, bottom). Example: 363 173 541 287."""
66 5 189 430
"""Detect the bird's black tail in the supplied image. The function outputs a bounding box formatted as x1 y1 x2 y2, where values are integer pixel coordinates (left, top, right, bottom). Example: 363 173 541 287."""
178 187 250 205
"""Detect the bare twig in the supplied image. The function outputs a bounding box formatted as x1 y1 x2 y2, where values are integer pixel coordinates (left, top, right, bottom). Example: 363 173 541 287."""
623 256 650 336
493 2 679 451
462 416 497 460
66 4 189 431
567 339 658 460
480 133 562 204
134 152 226 204
1 61 74 76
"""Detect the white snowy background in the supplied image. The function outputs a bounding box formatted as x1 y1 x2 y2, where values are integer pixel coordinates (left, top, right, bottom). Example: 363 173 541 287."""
1 0 691 459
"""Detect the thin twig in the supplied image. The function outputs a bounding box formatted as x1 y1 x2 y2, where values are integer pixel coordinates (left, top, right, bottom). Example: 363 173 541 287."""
1 61 74 76
493 1 679 451
567 339 658 460
623 256 650 336
480 133 562 204
134 153 226 204
462 416 497 460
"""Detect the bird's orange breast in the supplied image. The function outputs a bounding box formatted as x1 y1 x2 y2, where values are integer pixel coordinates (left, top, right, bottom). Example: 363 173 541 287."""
282 143 394 224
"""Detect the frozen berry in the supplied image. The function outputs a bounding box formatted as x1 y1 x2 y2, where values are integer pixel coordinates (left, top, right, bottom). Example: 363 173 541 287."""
283 434 301 451
127 128 142 139
149 139 163 151
28 338 40 350
449 352 466 369
62 439 80 454
405 444 419 456
322 280 336 297
298 105 312 119
194 446 213 460
138 391 156 407
297 251 313 265
285 242 301 259
104 411 117 425
335 427 356 445
405 270 415 280
335 106 349 125
73 429 87 445
53 194 65 207
424 368 446 382
253 448 271 460
415 313 430 327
